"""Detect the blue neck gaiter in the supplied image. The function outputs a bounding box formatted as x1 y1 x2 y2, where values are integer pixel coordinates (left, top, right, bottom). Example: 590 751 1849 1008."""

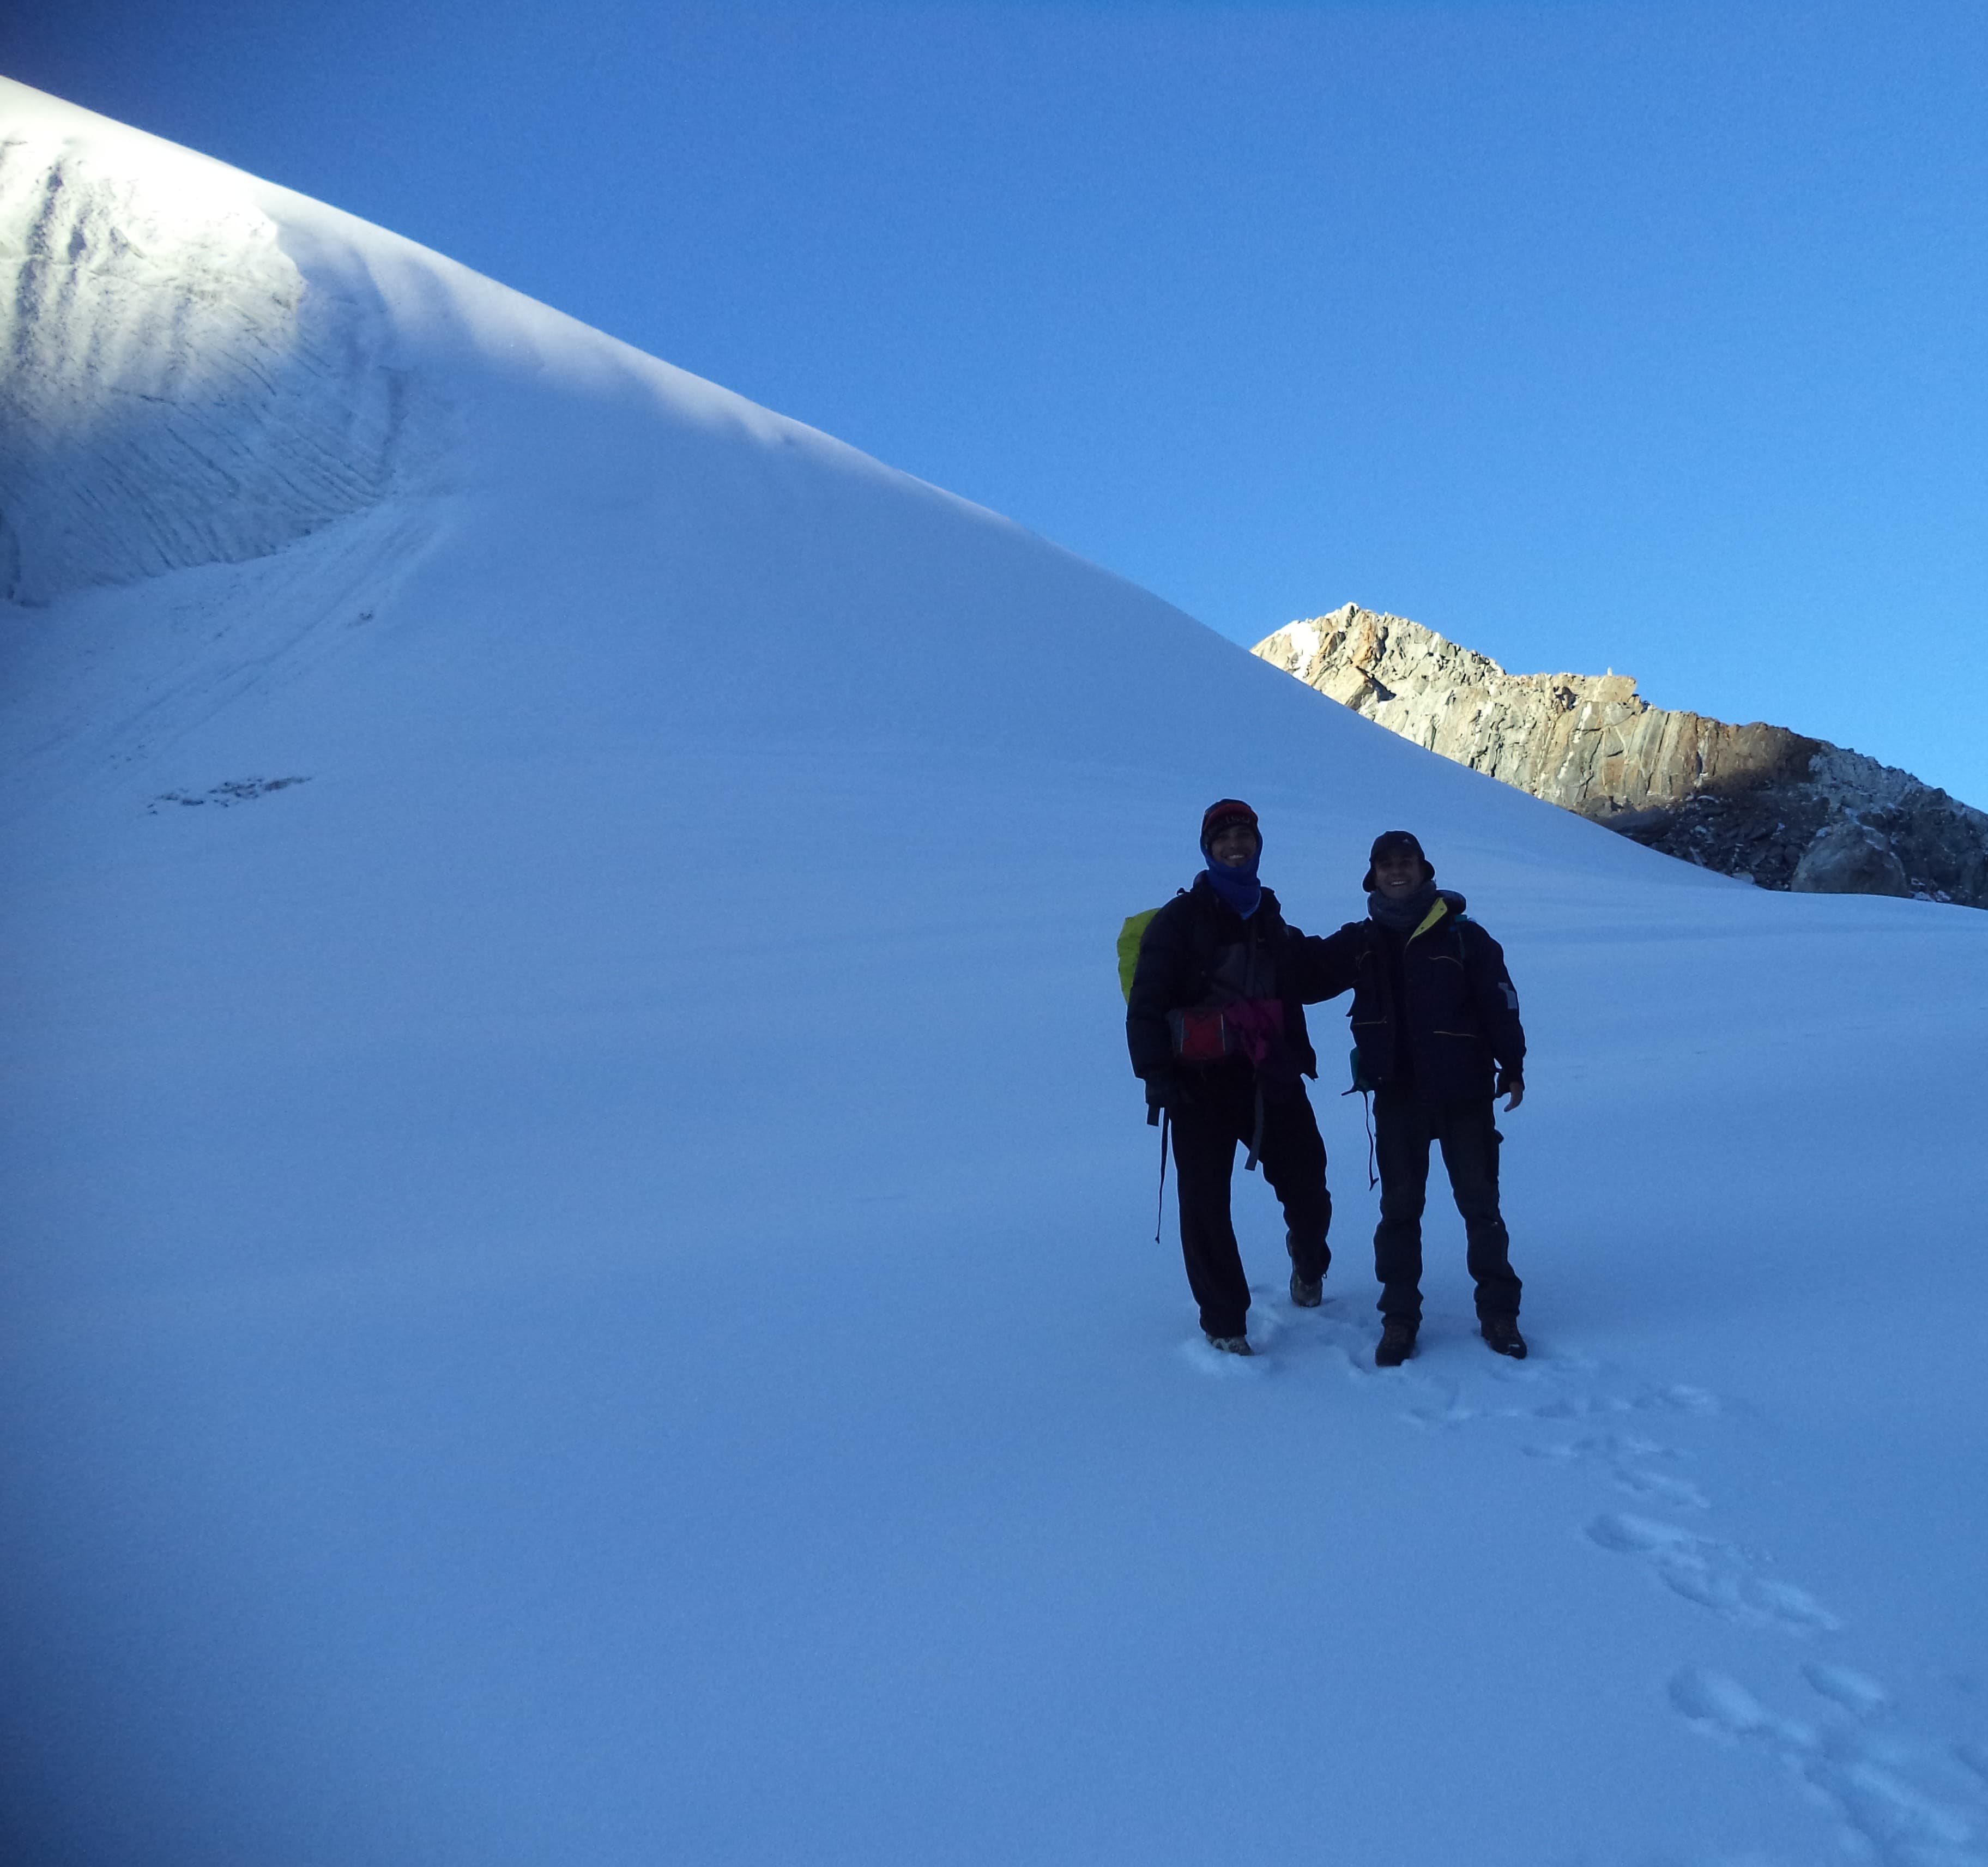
1204 851 1262 920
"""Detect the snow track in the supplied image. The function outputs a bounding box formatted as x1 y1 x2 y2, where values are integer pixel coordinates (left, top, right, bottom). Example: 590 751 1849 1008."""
1231 1283 1988 1866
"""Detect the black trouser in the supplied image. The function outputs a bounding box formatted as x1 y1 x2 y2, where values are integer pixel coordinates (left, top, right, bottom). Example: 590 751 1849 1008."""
1371 1089 1521 1323
1169 1067 1331 1340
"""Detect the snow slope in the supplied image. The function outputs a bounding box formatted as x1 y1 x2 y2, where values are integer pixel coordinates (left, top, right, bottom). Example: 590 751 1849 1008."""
4 76 1987 1867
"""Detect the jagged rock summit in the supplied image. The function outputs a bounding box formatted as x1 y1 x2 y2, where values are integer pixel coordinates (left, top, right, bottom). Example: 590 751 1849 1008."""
1254 605 1988 908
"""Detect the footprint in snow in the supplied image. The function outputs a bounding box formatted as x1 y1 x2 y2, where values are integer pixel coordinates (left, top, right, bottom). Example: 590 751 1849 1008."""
1670 1664 1988 1865
1175 1280 1343 1377
1241 1273 1988 1863
1525 1433 1711 1509
1525 1379 1723 1422
1586 1512 1841 1634
1177 1336 1269 1379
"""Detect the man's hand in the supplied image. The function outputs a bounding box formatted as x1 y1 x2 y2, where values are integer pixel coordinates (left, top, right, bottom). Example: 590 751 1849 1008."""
1145 1070 1193 1115
1496 1068 1525 1111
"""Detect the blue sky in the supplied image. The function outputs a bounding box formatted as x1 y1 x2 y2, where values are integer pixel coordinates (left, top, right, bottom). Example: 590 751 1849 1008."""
8 1 1987 801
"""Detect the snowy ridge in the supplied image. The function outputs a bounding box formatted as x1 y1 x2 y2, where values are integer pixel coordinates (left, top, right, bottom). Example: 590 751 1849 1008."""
0 75 936 612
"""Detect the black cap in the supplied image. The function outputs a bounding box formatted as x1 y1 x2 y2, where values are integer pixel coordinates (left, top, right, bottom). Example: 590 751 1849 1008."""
1363 830 1434 891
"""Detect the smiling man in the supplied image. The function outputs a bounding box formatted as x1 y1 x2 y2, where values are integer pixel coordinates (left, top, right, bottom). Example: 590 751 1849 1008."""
1306 831 1528 1366
1125 800 1343 1356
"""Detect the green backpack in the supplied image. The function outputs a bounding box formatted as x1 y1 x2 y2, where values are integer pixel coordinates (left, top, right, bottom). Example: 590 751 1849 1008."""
1116 907 1164 1002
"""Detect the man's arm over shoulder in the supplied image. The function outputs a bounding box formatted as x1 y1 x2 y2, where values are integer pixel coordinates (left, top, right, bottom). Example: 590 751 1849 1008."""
1463 921 1526 1073
1291 921 1367 1003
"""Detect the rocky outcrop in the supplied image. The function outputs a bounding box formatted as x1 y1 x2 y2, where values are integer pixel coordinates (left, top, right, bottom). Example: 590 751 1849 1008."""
1254 604 1988 908
1790 820 1910 898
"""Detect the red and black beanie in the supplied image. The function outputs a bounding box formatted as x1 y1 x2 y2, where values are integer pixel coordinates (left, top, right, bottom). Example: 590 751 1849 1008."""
1362 829 1434 891
1199 798 1260 853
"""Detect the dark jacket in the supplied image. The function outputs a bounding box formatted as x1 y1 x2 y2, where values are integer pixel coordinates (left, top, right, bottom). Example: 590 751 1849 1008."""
1301 890 1525 1103
1125 874 1326 1085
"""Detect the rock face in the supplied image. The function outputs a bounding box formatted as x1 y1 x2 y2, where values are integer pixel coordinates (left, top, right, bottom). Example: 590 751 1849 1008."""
1790 821 1911 898
1254 604 1988 908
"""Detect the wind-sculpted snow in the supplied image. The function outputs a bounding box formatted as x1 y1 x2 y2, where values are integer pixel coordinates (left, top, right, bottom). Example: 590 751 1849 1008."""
0 123 412 603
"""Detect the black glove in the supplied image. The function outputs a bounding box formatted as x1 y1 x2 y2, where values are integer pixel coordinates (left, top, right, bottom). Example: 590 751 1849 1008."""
1144 1070 1194 1115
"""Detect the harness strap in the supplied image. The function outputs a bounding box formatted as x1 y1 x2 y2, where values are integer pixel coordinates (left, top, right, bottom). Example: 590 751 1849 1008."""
1154 1109 1171 1243
1243 1080 1265 1173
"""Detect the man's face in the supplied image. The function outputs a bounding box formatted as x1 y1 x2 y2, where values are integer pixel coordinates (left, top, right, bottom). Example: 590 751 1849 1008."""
1207 822 1260 869
1371 847 1427 899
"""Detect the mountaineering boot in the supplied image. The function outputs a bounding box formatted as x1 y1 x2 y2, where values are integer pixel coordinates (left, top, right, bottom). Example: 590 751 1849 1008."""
1286 1230 1325 1308
1205 1333 1254 1357
1374 1318 1418 1368
1481 1316 1528 1360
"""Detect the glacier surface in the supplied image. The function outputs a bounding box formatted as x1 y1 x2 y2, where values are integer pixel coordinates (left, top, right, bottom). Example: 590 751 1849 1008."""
3 75 1987 1867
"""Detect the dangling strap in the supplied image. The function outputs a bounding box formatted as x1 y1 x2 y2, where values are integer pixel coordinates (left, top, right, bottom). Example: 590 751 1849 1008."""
1243 1080 1265 1173
1154 1109 1171 1243
1340 1076 1380 1191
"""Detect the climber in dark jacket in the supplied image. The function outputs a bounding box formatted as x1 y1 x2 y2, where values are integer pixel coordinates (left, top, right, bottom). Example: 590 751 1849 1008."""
1126 800 1350 1356
1300 831 1527 1367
